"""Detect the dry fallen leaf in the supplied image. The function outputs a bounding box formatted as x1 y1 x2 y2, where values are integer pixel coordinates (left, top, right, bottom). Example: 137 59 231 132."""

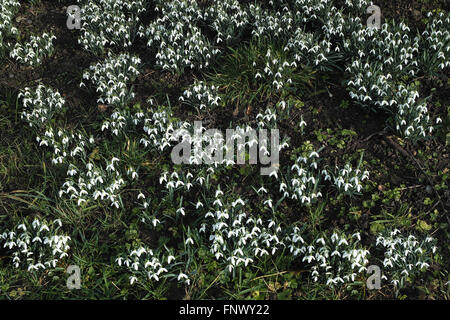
232 105 239 117
98 104 108 112
246 104 253 116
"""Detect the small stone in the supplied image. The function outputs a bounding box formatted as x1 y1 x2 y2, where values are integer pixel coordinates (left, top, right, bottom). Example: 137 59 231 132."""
425 185 433 194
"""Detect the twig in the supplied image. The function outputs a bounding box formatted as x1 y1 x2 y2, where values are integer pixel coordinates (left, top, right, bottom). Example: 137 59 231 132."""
111 281 120 291
362 129 387 142
397 185 422 191
382 135 410 158
200 271 222 298
252 271 289 281
382 135 446 212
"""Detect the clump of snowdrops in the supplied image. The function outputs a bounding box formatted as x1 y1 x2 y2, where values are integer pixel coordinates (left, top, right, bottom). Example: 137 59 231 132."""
146 0 219 74
10 32 56 66
179 80 220 112
202 187 285 275
116 245 190 285
204 0 248 45
376 229 438 289
76 0 146 55
343 16 447 141
19 84 65 129
81 52 141 108
0 218 71 271
293 231 370 287
0 0 20 58
332 153 370 196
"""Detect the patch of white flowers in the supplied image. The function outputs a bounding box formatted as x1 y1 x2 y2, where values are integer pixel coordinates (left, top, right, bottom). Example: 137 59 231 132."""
116 246 185 285
0 0 20 57
202 188 284 274
19 84 65 128
179 81 220 111
76 0 146 55
20 84 96 165
249 3 294 39
298 231 370 286
0 218 71 271
256 47 295 92
10 32 56 66
37 128 127 208
376 229 438 289
60 157 126 208
146 0 219 74
392 84 437 139
420 12 450 75
333 155 369 196
344 16 446 141
81 52 141 108
35 125 125 209
285 27 340 71
138 105 191 152
39 126 94 165
279 150 370 205
204 0 248 45
292 0 334 23
281 150 325 205
19 84 125 209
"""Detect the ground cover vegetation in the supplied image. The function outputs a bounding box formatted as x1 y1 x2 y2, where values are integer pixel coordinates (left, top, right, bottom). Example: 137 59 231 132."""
0 0 449 299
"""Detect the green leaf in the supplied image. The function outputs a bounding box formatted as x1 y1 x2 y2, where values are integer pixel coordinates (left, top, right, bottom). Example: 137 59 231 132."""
416 220 432 231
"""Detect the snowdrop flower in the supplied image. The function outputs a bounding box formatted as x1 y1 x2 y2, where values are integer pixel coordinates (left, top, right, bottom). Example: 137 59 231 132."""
256 186 268 194
264 199 273 209
177 207 185 216
130 276 138 285
137 192 145 200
